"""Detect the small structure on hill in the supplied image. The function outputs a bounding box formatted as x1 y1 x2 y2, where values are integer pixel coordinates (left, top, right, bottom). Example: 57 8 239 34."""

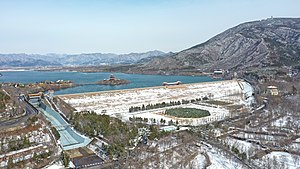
267 86 279 96
109 74 116 81
213 69 224 75
97 74 129 85
212 69 226 79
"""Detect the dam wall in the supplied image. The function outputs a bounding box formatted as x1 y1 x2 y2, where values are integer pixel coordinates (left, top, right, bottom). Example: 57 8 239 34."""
60 80 251 115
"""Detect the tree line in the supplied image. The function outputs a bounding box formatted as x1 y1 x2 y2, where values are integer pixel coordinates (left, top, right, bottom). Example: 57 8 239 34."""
129 97 208 113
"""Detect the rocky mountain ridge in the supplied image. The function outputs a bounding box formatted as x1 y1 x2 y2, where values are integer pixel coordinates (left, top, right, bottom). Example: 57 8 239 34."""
136 18 300 73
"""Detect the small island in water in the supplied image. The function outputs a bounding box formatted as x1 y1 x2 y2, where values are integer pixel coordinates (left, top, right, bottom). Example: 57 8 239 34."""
97 74 130 85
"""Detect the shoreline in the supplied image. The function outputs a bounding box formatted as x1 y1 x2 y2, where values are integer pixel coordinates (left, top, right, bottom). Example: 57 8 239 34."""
0 68 212 77
1 65 214 77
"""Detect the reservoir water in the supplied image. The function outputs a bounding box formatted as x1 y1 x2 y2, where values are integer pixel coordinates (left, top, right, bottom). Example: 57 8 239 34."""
0 71 219 95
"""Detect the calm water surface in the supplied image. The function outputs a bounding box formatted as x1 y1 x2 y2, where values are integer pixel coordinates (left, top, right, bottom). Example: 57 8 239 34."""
0 71 219 95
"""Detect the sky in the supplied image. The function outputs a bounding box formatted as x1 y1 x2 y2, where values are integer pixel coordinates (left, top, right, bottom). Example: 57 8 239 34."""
0 0 299 54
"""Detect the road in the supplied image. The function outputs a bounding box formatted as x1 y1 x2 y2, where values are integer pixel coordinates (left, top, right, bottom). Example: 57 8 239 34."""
0 94 38 128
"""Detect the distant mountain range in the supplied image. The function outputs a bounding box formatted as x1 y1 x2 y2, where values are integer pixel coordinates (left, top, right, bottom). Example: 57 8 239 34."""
0 50 166 67
135 18 300 73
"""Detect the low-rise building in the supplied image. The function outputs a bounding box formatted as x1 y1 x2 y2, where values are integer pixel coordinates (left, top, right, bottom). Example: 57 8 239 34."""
160 126 177 132
267 86 279 96
213 69 224 75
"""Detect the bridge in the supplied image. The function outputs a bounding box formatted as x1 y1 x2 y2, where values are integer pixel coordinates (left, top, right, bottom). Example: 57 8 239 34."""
28 92 43 99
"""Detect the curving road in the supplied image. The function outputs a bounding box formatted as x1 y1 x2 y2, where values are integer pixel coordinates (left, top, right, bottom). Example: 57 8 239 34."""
0 95 38 128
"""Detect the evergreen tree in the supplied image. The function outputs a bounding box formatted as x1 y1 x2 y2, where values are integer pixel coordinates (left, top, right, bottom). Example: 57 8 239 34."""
62 151 70 167
7 158 14 169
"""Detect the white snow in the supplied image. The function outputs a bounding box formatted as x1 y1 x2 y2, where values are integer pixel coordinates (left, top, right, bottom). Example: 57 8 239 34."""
0 69 28 72
190 153 207 169
225 138 253 154
119 103 230 126
240 81 255 106
60 80 253 125
272 116 292 128
43 162 64 169
207 148 244 169
260 151 300 169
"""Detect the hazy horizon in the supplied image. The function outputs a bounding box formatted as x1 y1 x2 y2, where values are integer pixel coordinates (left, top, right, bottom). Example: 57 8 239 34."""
1 0 300 54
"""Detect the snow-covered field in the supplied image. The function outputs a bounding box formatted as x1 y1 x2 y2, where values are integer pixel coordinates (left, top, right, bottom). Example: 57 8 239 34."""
118 103 230 126
207 148 244 169
224 138 256 156
272 116 293 128
255 151 300 169
60 80 254 125
133 135 211 169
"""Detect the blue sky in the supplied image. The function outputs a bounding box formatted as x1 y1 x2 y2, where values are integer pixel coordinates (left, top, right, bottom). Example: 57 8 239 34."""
0 0 299 54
